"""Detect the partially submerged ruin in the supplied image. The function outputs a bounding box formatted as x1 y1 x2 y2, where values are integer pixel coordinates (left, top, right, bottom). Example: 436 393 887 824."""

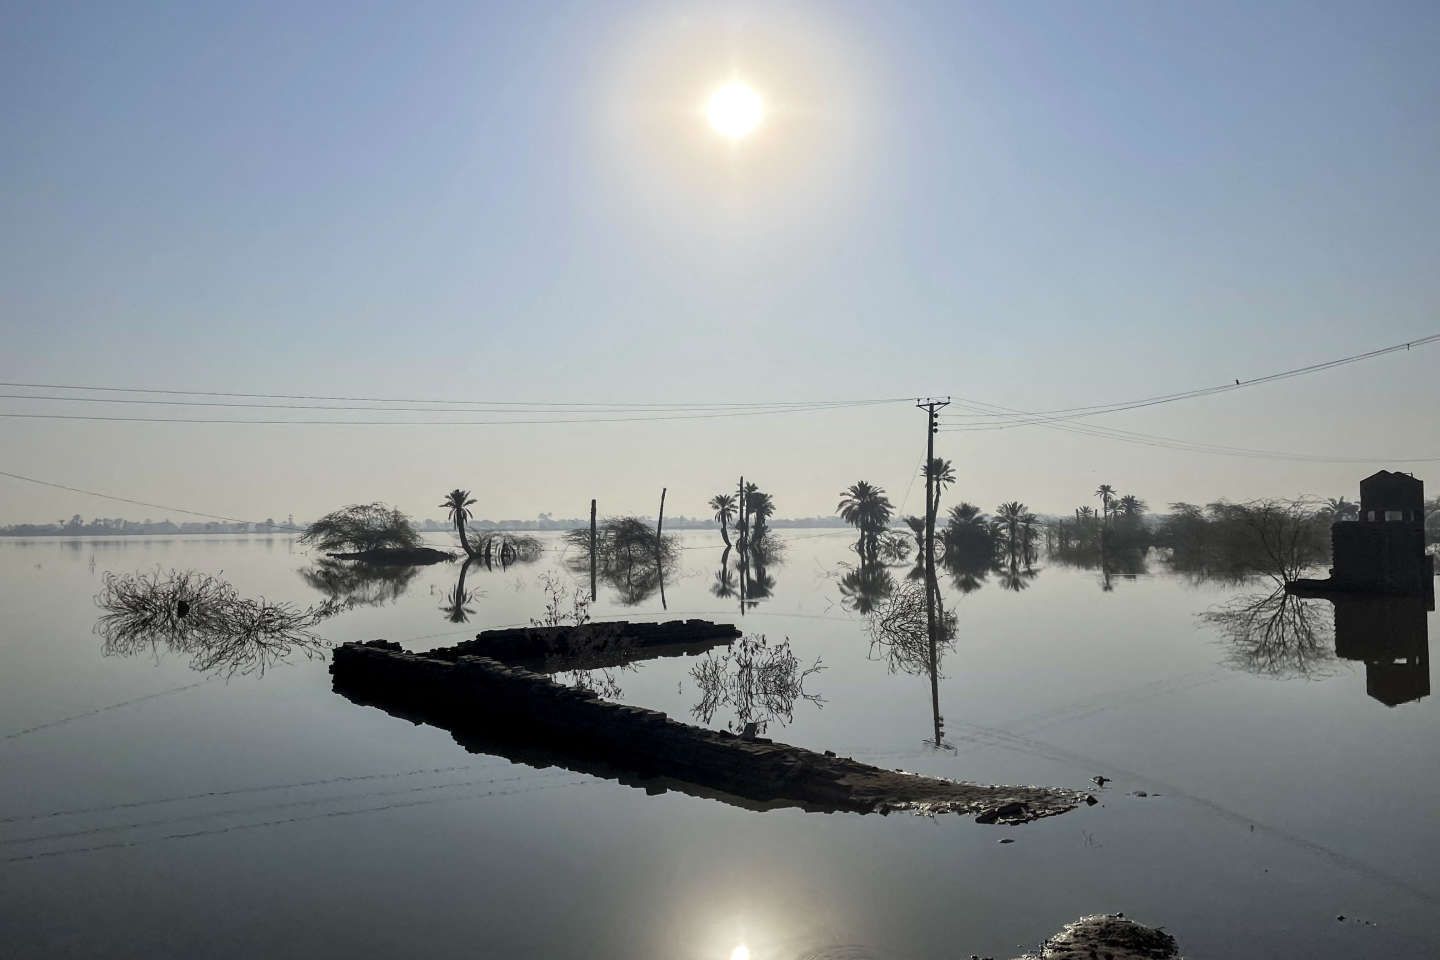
330 620 1093 821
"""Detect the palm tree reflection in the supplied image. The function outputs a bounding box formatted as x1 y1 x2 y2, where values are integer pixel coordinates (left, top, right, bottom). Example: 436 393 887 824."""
439 560 480 623
838 562 895 614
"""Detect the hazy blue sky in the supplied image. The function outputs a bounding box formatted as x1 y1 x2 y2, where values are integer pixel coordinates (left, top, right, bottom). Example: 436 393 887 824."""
2 1 1437 524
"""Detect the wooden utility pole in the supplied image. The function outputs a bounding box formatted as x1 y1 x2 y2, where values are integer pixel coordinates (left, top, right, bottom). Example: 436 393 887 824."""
656 487 667 610
589 498 597 601
916 397 950 746
737 477 748 552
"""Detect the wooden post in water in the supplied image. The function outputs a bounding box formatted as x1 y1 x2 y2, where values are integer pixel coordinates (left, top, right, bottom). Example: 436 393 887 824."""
589 498 597 601
737 475 746 553
656 487 667 610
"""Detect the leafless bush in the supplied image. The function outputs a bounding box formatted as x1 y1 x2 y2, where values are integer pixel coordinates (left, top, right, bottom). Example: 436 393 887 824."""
1202 588 1335 679
530 571 632 695
690 634 824 734
864 581 956 676
564 517 678 570
97 569 335 677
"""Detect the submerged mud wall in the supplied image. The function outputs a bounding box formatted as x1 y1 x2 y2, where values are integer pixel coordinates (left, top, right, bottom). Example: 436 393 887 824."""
444 619 742 673
331 638 1093 821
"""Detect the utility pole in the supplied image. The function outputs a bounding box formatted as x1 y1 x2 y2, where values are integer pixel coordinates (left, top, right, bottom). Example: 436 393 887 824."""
916 396 950 746
655 487 667 610
589 498 597 601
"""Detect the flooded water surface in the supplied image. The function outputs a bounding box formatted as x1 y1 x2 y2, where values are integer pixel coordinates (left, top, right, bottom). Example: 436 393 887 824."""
1 531 1436 958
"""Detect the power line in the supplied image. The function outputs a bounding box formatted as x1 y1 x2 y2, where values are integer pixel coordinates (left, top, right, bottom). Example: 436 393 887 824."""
940 333 1439 430
0 470 301 529
0 398 902 426
0 379 910 410
0 392 886 415
941 396 1440 463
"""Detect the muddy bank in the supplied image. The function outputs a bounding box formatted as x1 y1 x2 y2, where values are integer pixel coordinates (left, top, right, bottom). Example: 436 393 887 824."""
331 637 1092 820
1012 914 1180 959
325 547 456 565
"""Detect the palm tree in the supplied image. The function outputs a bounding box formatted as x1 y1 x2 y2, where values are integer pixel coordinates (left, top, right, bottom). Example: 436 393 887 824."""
942 502 994 562
709 493 736 548
440 489 477 557
1117 494 1147 519
1019 510 1039 556
747 490 776 542
924 457 956 520
1324 497 1358 522
995 501 1029 554
837 481 894 559
1095 485 1115 525
736 480 760 546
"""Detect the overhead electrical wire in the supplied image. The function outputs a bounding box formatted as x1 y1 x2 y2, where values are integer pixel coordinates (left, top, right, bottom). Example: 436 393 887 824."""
0 469 296 529
0 399 895 426
0 393 887 415
941 396 1440 464
939 333 1439 430
0 379 911 410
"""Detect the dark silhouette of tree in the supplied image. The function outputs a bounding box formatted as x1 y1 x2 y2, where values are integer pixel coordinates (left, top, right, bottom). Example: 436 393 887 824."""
1095 484 1116 526
747 490 776 542
998 552 1037 592
440 560 479 623
300 503 423 553
709 493 736 548
736 480 759 547
995 501 1029 555
711 550 737 600
441 489 477 558
300 557 421 609
838 481 894 561
745 554 776 603
1324 497 1359 522
941 502 995 564
942 550 992 594
837 561 894 614
1117 494 1147 519
924 457 956 520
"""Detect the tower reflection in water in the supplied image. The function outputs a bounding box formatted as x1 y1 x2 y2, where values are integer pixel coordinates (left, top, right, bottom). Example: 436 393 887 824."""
1330 594 1431 707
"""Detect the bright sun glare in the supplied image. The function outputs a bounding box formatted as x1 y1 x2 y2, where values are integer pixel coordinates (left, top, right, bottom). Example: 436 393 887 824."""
728 946 751 960
707 83 764 140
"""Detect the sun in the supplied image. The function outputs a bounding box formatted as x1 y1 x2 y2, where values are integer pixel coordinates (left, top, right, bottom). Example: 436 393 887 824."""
707 82 764 140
